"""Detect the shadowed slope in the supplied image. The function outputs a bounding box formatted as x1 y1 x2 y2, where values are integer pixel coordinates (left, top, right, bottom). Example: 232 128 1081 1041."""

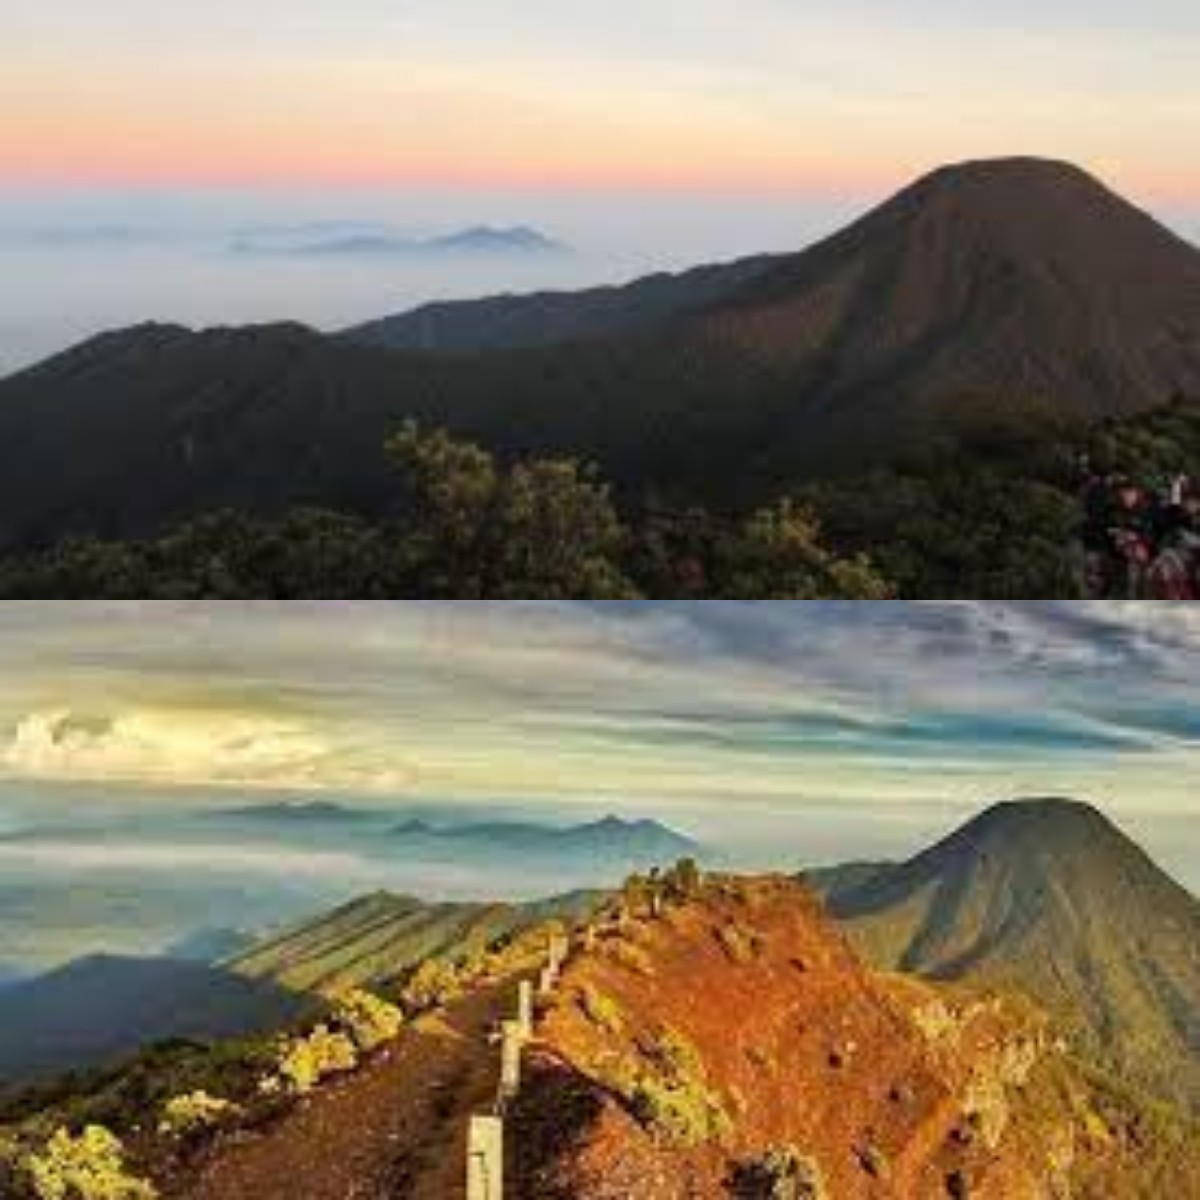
1 159 1198 546
345 255 778 351
0 957 307 1085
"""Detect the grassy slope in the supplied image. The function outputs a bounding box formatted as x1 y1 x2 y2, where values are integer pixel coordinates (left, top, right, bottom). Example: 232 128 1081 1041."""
821 800 1200 1113
228 890 604 994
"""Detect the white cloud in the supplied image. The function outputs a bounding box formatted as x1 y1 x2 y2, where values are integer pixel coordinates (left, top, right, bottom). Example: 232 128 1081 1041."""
0 706 413 793
1 602 1200 822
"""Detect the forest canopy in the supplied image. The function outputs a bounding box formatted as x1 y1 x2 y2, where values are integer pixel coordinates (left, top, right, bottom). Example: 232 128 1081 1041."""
2 396 1198 599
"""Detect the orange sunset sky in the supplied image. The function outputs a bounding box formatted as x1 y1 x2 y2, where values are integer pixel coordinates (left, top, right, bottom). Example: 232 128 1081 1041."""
4 0 1199 203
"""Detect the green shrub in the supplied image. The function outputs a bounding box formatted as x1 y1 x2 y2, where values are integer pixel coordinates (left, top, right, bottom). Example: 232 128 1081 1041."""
629 1076 731 1146
401 959 460 1012
578 986 625 1034
22 1126 156 1200
157 1091 241 1138
643 1028 703 1080
330 989 404 1053
626 1028 730 1146
665 859 704 899
270 1026 359 1095
730 1146 828 1199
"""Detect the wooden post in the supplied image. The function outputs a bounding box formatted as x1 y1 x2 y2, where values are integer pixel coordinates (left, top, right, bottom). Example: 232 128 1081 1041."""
500 1020 522 1100
538 965 556 996
467 1115 504 1200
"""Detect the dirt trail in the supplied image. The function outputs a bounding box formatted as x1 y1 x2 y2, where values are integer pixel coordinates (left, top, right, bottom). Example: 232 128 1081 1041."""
178 976 524 1200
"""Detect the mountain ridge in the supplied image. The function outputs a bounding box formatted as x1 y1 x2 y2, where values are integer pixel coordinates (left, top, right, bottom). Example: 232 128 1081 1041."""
344 253 778 351
0 955 307 1086
816 797 1200 1112
2 157 1200 547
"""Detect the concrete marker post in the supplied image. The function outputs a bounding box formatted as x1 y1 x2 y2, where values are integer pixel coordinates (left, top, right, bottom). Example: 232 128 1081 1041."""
467 1114 504 1200
500 1019 523 1101
517 979 534 1039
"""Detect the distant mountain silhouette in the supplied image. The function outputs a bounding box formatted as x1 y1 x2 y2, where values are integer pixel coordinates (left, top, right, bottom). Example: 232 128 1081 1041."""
390 815 702 867
0 955 307 1084
235 224 567 259
816 798 1200 1112
430 226 567 255
2 158 1198 547
215 800 380 824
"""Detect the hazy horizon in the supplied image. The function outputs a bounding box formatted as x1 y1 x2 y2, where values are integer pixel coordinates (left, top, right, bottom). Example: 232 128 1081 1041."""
0 182 867 375
5 0 1200 373
2 170 1197 376
6 602 1200 816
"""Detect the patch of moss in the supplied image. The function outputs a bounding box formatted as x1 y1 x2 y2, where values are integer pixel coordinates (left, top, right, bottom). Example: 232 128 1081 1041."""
629 1076 731 1147
578 986 625 1034
21 1125 156 1200
729 1146 829 1199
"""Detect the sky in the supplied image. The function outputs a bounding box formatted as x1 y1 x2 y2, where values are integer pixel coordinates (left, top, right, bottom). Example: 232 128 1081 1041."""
5 0 1200 198
2 1 1199 371
2 601 1200 878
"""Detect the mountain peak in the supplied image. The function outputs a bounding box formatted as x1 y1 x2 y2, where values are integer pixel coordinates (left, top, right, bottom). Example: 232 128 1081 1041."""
914 155 1104 192
937 795 1133 861
825 798 1200 1111
5 158 1200 545
971 794 1113 831
888 156 1138 231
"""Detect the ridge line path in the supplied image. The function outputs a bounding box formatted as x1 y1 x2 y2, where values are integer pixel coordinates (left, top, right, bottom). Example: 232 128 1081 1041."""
178 972 529 1200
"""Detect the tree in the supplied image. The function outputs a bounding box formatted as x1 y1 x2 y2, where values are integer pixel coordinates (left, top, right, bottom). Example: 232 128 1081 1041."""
386 421 638 597
714 499 892 599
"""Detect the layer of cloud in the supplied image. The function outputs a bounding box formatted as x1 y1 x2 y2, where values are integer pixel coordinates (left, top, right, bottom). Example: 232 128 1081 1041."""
1 602 1199 821
1 705 415 794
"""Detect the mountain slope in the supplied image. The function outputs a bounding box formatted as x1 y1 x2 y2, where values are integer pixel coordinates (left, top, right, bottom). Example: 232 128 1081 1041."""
0 891 604 1085
228 890 603 995
344 254 777 351
512 875 1199 1198
818 799 1200 1112
709 159 1200 408
0 956 306 1085
2 158 1199 548
6 873 1200 1198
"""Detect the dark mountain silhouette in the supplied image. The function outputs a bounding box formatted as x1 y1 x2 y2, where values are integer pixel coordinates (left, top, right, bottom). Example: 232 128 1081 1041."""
0 956 308 1084
2 157 1199 549
345 254 777 351
708 159 1200 407
816 798 1200 1112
